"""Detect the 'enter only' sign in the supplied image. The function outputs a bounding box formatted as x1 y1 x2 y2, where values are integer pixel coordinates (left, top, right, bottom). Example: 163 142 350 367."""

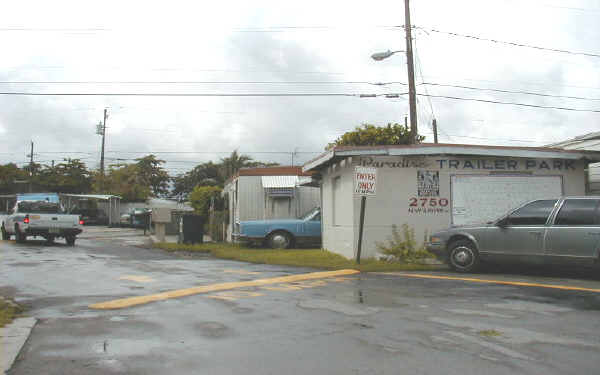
354 166 377 196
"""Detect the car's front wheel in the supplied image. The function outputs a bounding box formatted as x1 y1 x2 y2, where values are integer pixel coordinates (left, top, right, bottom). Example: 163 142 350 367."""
267 231 292 249
448 239 480 273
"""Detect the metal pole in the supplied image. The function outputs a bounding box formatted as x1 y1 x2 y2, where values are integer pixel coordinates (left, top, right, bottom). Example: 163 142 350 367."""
100 108 107 181
356 196 367 264
29 141 34 193
404 0 418 143
432 118 438 144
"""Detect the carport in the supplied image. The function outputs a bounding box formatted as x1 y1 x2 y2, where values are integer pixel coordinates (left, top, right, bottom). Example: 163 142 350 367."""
61 194 122 226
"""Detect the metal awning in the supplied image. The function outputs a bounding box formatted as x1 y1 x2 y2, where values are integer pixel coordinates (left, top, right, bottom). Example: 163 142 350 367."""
261 176 299 188
60 194 121 200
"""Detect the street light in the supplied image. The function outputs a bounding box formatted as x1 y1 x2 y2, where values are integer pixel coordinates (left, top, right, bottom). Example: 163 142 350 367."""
370 0 418 143
370 50 404 61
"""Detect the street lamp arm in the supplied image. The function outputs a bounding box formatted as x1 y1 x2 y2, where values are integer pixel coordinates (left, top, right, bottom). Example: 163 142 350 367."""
370 50 405 61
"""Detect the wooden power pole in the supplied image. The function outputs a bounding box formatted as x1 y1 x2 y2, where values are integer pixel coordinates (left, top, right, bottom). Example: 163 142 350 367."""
404 0 418 143
100 108 108 176
432 118 438 144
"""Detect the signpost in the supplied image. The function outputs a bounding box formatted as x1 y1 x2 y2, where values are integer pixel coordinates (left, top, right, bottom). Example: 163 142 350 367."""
354 166 377 263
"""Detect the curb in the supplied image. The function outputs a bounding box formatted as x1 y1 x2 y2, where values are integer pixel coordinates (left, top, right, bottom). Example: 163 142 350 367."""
1 317 37 374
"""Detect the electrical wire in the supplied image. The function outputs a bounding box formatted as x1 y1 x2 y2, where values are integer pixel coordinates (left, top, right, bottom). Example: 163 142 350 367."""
416 26 600 58
413 93 600 113
421 82 600 101
0 92 368 97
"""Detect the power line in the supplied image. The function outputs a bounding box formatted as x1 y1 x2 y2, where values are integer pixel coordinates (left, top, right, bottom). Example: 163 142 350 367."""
417 26 600 58
0 92 368 97
422 82 600 101
0 80 399 85
413 93 600 113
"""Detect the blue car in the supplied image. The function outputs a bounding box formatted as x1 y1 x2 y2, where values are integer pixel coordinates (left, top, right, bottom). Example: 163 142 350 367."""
234 207 321 249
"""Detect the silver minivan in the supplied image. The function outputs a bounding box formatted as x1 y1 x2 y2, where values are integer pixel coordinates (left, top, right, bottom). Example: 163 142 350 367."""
427 197 600 272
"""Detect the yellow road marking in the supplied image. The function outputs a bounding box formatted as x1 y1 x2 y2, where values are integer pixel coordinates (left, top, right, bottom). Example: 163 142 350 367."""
206 291 263 301
396 273 600 293
90 269 359 310
223 269 262 275
119 275 155 283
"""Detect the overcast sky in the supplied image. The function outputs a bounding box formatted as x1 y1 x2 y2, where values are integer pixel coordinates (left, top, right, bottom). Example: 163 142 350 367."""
1 0 599 175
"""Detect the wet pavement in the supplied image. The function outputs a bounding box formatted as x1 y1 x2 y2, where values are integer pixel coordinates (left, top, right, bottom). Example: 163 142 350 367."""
1 227 600 374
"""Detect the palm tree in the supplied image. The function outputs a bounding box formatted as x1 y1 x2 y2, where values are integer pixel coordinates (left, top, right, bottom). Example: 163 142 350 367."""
220 150 254 180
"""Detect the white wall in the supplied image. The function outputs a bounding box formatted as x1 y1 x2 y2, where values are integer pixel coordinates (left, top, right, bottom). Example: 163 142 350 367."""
320 155 586 259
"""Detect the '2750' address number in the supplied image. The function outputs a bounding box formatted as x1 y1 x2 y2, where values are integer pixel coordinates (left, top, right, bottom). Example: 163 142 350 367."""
409 197 449 207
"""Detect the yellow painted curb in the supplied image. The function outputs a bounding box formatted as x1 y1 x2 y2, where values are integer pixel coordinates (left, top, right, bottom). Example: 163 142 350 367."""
90 269 360 310
396 273 600 293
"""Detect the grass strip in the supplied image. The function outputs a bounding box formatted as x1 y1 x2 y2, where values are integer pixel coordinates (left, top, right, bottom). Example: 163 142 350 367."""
0 298 23 328
153 242 442 272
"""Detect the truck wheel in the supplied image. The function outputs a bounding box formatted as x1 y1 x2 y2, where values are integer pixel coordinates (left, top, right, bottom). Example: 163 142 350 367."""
449 240 480 273
66 236 76 246
267 231 292 249
14 225 25 243
45 236 55 245
1 225 9 240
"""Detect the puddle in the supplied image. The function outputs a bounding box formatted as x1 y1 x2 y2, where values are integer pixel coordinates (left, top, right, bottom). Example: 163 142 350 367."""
194 321 231 338
444 309 516 319
298 299 379 316
429 317 596 347
335 290 409 308
486 301 573 315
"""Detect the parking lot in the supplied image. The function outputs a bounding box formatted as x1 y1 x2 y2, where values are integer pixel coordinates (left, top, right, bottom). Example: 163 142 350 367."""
1 227 600 374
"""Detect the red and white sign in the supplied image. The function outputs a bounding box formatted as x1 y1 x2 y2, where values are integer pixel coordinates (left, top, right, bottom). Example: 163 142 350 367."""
354 166 377 196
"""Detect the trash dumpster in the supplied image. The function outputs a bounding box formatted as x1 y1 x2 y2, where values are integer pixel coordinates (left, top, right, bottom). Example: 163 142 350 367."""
182 214 204 244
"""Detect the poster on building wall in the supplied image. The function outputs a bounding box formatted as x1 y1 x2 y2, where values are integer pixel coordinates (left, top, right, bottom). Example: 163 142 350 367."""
354 166 377 196
417 170 439 197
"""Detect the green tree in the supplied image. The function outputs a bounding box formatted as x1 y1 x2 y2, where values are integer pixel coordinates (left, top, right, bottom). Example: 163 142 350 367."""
219 150 254 181
0 163 30 194
189 185 222 219
94 164 151 202
326 123 424 150
135 155 170 197
172 161 223 198
36 159 92 194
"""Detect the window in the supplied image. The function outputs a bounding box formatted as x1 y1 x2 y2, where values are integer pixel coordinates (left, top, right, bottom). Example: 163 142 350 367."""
506 200 557 226
554 199 600 226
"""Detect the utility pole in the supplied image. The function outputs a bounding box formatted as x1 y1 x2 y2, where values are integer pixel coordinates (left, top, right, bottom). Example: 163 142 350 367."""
100 108 108 176
28 141 34 193
404 0 418 143
432 118 438 144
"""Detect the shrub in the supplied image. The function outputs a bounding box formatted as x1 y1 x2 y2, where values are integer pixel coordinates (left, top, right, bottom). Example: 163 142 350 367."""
376 224 432 263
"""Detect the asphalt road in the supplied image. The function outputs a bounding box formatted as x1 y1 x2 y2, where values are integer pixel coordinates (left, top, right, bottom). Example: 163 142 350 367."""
2 227 600 374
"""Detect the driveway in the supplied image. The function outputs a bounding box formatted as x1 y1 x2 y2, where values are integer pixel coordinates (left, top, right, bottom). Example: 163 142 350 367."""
1 227 600 374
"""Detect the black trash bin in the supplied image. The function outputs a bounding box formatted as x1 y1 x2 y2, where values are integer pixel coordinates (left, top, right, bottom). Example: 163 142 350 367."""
182 214 204 244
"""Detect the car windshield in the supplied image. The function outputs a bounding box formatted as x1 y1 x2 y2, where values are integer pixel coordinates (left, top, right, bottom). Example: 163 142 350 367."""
17 201 64 214
300 207 320 220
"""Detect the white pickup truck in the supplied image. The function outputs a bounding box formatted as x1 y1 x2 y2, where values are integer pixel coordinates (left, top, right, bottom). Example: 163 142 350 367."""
1 200 83 245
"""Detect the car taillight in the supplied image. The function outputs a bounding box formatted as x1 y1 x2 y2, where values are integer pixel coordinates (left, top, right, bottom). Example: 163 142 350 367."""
23 216 30 224
79 220 84 225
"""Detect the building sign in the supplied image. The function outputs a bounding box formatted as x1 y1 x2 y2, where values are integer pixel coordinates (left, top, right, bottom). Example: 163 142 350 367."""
354 167 377 196
409 170 449 215
435 159 576 170
417 170 439 197
360 157 430 169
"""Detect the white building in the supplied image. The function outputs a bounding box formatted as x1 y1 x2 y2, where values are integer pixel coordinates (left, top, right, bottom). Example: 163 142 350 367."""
302 143 600 260
548 132 600 194
223 166 320 242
